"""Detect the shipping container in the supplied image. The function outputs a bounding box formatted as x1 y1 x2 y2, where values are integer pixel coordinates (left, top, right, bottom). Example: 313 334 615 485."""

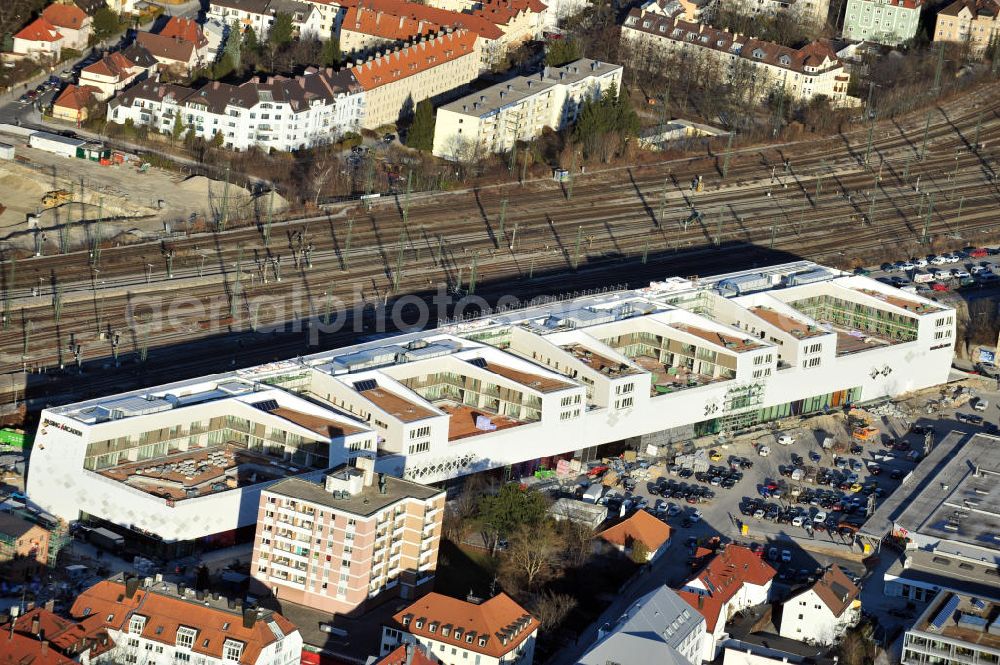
0 142 14 160
29 131 86 158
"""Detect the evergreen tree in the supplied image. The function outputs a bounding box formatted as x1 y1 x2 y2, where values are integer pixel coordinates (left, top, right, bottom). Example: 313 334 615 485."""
224 21 242 70
171 112 185 141
322 35 341 67
243 26 259 54
406 100 435 151
269 13 294 48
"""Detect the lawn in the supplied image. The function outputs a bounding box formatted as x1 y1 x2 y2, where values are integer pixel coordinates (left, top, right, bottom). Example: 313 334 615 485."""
434 538 497 599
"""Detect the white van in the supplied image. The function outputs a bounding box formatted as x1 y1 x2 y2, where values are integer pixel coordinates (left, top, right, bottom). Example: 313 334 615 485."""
913 271 936 284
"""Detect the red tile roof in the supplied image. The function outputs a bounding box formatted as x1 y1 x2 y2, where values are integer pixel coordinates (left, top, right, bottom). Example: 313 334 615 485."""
70 580 298 665
598 509 672 553
342 6 441 41
676 545 776 632
159 16 208 49
137 31 197 64
376 644 440 665
82 50 140 79
41 4 89 30
344 0 503 40
53 83 100 110
350 29 478 90
14 17 63 43
391 593 538 659
0 633 77 665
0 607 114 665
808 566 860 618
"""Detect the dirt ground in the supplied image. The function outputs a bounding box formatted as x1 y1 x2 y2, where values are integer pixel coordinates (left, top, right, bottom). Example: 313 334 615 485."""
0 141 288 252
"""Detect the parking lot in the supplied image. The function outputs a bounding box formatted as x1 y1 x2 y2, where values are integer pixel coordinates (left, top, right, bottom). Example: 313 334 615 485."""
855 247 1000 296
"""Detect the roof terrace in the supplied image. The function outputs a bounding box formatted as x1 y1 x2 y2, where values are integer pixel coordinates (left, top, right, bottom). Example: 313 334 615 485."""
560 344 643 377
354 383 438 423
670 323 765 352
854 288 944 315
748 306 828 339
438 403 527 441
912 591 1000 651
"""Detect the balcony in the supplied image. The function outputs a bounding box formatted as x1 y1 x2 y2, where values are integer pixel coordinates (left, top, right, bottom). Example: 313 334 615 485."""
269 560 308 576
275 520 312 536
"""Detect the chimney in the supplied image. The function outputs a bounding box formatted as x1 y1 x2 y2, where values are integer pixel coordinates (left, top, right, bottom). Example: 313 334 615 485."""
31 614 40 636
125 577 140 599
43 600 55 613
242 607 257 629
355 456 376 487
405 643 415 665
212 81 220 90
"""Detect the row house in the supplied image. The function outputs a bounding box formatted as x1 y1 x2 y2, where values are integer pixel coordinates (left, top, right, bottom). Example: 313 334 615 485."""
621 10 859 105
107 66 364 151
350 29 480 129
208 0 325 40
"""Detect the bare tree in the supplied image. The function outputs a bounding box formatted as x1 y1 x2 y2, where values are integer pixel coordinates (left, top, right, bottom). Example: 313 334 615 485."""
501 524 564 590
530 590 579 631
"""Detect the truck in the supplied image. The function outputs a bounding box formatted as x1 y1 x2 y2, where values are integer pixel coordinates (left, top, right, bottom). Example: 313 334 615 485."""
87 527 124 552
913 271 935 284
582 484 604 504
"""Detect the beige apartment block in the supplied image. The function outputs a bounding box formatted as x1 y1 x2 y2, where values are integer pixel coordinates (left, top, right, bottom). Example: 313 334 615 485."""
351 30 480 129
432 58 623 160
934 0 1000 55
251 457 445 615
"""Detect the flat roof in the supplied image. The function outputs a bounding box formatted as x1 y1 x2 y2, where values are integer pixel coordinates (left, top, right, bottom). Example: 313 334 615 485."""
265 466 442 516
862 432 1000 552
480 360 573 393
670 323 764 353
853 288 944 314
912 590 1000 651
561 344 642 376
438 404 526 441
359 386 437 423
270 406 367 438
748 306 827 339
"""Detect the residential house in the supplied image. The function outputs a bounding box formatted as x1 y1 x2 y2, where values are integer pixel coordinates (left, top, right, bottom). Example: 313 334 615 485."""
675 545 777 661
842 0 923 45
52 84 102 124
79 44 157 100
251 457 445 615
374 644 440 665
577 585 706 665
621 11 858 105
432 58 622 160
108 67 364 151
12 18 65 62
208 0 326 40
934 0 1000 55
159 16 211 60
350 29 480 129
41 4 93 50
597 507 672 561
70 575 302 665
0 606 114 664
778 566 861 645
136 32 203 75
0 512 51 568
105 0 138 14
380 592 539 665
202 19 228 61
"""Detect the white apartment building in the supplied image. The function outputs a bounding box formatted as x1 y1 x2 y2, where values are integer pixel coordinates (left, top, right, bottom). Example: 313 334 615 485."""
26 262 956 548
432 58 622 160
106 68 364 152
842 0 923 46
380 592 538 665
717 0 830 28
208 0 325 40
622 10 858 105
578 585 706 665
902 591 1000 665
71 576 302 665
778 566 861 645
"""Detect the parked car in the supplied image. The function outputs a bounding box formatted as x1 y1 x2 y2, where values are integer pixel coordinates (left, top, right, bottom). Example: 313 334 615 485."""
777 434 795 445
758 445 771 457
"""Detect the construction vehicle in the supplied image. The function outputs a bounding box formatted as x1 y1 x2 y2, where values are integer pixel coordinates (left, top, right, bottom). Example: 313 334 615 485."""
852 426 880 442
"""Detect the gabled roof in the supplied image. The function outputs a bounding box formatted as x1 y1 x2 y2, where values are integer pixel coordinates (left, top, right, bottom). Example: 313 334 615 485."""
350 29 478 90
341 6 441 41
0 632 77 665
53 83 101 110
136 31 197 63
70 579 297 665
802 566 860 618
676 545 776 632
475 0 547 25
158 16 208 49
1 607 114 664
82 50 141 80
375 644 440 665
14 17 64 43
41 4 90 30
391 592 538 658
598 509 672 552
341 0 504 39
939 0 999 15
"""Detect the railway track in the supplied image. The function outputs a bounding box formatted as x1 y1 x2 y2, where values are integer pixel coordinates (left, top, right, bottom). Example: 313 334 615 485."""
2 83 1000 407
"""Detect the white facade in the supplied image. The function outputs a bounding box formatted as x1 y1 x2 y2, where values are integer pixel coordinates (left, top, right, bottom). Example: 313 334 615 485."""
778 585 861 645
106 0 137 14
681 576 772 661
432 58 623 160
26 262 956 544
208 0 326 40
107 70 364 152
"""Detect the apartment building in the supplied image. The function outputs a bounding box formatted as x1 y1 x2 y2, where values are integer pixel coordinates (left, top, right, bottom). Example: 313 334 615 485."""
717 0 830 27
432 58 622 160
639 0 714 22
578 585 706 665
778 566 861 645
40 3 92 50
842 0 923 45
676 545 776 661
26 262 956 550
107 67 364 152
350 30 480 129
251 457 445 614
1 606 114 665
339 1 507 69
208 0 325 40
901 590 1000 665
71 576 302 665
934 0 1000 55
621 11 857 105
380 592 539 665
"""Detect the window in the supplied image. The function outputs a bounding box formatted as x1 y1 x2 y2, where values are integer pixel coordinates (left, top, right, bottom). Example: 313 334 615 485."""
409 442 430 454
129 615 146 634
176 626 197 649
223 639 243 662
410 426 431 438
